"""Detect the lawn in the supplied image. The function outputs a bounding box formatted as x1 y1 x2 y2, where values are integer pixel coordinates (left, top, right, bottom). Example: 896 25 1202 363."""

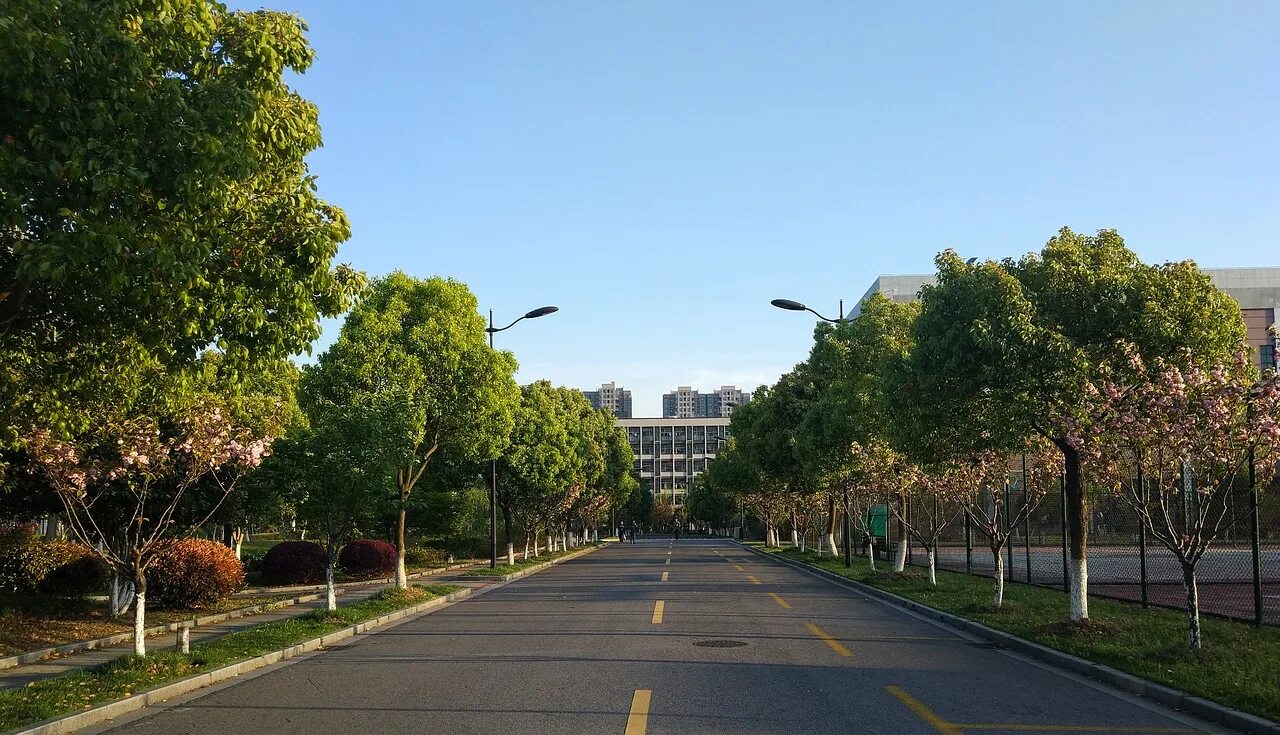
0 595 285 657
0 584 463 731
769 546 1280 723
460 545 596 577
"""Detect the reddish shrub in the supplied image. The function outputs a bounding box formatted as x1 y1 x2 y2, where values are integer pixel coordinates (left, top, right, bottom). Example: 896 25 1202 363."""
146 539 245 609
261 540 327 586
338 539 397 578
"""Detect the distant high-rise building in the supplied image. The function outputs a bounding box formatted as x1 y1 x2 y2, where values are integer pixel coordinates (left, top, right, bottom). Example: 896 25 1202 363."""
582 382 632 418
662 385 750 418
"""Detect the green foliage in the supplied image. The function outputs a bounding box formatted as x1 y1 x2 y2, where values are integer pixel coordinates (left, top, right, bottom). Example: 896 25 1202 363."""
0 0 363 448
683 473 737 528
0 522 93 594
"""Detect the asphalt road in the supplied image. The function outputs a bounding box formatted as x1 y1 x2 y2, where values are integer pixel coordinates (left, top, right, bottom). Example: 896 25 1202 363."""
89 539 1232 735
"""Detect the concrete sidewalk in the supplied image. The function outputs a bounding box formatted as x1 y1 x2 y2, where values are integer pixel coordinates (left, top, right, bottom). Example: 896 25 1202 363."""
0 567 483 691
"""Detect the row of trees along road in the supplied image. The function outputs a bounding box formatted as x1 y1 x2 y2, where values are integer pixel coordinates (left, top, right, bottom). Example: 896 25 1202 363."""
686 228 1280 648
1 3 640 654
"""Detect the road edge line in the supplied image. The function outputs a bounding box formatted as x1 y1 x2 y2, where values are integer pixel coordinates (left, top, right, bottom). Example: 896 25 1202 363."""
737 542 1279 735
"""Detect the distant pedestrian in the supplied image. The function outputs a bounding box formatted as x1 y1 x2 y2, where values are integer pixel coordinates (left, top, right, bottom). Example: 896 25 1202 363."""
673 518 682 541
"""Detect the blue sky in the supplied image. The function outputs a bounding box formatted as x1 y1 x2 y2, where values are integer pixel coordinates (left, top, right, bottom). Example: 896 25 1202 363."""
263 1 1279 416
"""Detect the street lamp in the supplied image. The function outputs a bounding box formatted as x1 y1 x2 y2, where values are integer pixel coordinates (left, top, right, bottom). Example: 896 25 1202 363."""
771 297 853 567
486 305 559 569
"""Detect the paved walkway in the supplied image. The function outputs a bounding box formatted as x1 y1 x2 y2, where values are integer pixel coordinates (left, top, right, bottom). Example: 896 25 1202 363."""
87 538 1234 735
1 568 484 691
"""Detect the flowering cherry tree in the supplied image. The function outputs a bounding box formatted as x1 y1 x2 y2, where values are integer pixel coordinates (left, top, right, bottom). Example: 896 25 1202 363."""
956 445 1061 608
1075 344 1280 648
892 455 992 586
25 406 270 655
845 440 905 571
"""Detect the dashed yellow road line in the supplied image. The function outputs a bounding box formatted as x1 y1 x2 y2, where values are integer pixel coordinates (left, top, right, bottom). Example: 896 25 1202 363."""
625 689 651 735
651 600 665 624
806 622 851 658
746 574 761 585
886 686 960 734
768 592 791 609
734 564 745 571
660 571 669 582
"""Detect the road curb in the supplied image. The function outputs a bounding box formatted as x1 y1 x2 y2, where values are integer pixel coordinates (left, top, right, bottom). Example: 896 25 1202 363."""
234 561 475 596
740 543 1279 735
0 563 476 673
460 543 606 582
1 587 475 735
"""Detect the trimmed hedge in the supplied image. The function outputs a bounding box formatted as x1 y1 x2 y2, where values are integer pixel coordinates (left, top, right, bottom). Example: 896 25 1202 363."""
339 539 397 578
38 554 109 597
146 539 245 609
405 545 448 568
0 522 98 594
261 540 327 586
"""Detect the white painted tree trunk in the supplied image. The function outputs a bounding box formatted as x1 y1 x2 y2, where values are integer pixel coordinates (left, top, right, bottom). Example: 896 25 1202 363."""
825 533 837 557
867 537 876 571
506 543 515 566
524 538 531 560
1182 565 1202 649
799 534 806 553
395 549 408 588
1068 556 1089 621
326 561 337 611
893 539 907 573
790 529 799 547
133 591 147 656
926 548 937 586
992 551 1005 608
546 534 553 553
234 537 242 560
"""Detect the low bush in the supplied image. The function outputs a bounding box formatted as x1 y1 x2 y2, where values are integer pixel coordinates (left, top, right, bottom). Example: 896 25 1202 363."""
260 540 327 586
146 540 245 609
405 545 448 568
38 554 109 598
240 550 266 576
338 539 397 578
0 523 95 594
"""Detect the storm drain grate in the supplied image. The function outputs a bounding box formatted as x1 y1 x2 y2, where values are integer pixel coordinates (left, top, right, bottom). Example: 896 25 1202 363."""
692 639 748 648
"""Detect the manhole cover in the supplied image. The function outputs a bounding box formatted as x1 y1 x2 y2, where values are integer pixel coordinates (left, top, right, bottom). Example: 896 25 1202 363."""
692 639 748 648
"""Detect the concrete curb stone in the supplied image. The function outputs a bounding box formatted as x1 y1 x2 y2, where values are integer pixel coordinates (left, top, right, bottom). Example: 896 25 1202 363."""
2 588 474 735
460 543 606 583
0 563 475 672
741 542 1278 735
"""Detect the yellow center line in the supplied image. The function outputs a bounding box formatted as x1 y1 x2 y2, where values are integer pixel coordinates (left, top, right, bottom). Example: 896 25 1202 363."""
651 600 665 624
734 564 745 572
625 689 651 735
664 558 670 565
805 622 852 658
746 574 761 585
660 571 669 582
886 686 963 735
768 592 791 609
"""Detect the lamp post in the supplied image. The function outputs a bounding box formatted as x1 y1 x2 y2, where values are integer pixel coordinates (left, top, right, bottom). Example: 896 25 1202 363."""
485 305 559 569
771 297 853 567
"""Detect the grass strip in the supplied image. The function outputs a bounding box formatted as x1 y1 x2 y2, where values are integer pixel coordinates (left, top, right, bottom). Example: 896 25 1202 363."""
767 547 1280 722
461 544 597 577
0 584 463 732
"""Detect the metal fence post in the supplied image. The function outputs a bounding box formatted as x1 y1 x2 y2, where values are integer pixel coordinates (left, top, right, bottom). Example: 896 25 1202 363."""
1137 462 1148 609
965 511 973 575
1251 444 1262 626
1004 480 1013 583
1060 472 1069 594
1022 452 1031 584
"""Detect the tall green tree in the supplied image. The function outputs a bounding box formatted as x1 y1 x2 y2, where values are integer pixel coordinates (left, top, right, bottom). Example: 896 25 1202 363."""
303 273 519 586
498 381 580 560
899 229 1244 620
1 1 362 450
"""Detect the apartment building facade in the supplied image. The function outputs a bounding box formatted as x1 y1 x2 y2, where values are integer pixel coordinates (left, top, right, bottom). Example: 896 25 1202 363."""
582 382 633 418
616 417 731 509
661 385 750 418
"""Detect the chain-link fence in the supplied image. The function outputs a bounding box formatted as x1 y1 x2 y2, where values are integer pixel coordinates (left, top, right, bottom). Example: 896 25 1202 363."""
866 469 1280 626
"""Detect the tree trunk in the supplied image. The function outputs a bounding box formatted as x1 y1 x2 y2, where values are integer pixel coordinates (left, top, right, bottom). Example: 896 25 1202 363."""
894 491 908 572
131 565 147 656
232 528 244 560
1182 563 1202 649
501 504 514 554
993 549 1005 608
505 542 515 565
799 532 806 553
108 571 135 618
893 539 907 573
790 528 799 547
326 560 337 611
395 494 408 589
1059 440 1089 621
867 536 876 571
926 547 937 586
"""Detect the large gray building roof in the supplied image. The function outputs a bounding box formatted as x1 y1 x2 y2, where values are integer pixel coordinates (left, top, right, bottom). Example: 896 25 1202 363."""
852 266 1280 314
